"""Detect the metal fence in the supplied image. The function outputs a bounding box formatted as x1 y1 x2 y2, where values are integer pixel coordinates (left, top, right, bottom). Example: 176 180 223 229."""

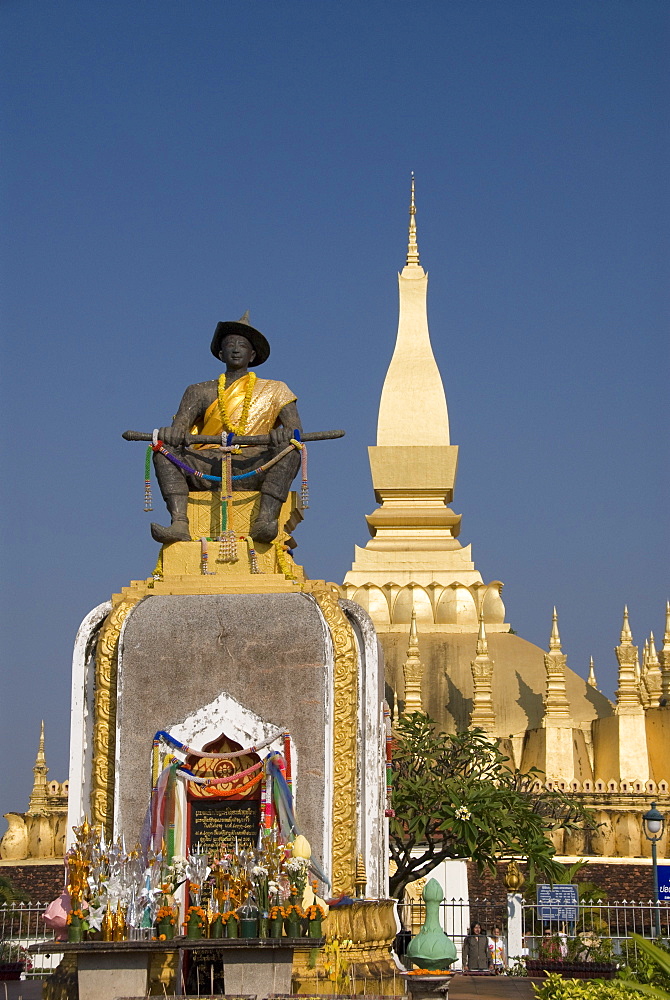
398 898 670 970
2 898 669 980
520 898 670 958
0 902 61 979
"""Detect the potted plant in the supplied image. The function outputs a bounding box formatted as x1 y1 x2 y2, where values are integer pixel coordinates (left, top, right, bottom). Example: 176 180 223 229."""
184 905 206 939
155 904 178 940
527 933 618 980
0 942 29 981
304 903 326 938
282 901 304 939
222 911 239 938
269 905 284 938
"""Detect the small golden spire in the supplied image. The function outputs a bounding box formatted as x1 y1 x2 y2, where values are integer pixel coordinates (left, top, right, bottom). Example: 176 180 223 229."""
659 602 670 700
355 854 367 897
28 720 49 814
470 610 496 734
615 604 641 713
587 656 598 690
549 607 562 651
620 606 633 645
408 606 419 652
476 609 488 656
406 172 420 267
402 608 424 715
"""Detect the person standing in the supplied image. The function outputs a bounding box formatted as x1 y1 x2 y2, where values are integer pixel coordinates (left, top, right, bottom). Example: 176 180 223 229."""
462 922 491 971
488 925 507 972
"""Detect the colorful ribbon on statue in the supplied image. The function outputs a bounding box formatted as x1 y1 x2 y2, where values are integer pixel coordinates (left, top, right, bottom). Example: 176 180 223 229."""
141 759 182 862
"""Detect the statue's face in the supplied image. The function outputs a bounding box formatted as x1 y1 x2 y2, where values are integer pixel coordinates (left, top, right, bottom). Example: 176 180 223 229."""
220 333 256 369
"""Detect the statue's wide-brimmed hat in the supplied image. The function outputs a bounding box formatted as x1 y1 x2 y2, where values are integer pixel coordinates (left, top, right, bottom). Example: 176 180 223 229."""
211 312 270 366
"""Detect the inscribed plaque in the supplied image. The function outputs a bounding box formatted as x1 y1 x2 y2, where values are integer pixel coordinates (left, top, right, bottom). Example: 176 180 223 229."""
189 800 260 855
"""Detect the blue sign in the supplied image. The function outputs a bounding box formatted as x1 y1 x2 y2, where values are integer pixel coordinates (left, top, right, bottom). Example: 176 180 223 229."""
658 864 670 901
537 884 579 922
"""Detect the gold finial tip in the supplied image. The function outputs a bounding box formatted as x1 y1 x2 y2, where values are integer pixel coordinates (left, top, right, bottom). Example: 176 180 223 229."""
406 174 420 264
549 607 562 650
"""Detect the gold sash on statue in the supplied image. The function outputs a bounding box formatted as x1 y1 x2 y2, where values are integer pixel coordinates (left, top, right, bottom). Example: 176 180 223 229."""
192 374 297 449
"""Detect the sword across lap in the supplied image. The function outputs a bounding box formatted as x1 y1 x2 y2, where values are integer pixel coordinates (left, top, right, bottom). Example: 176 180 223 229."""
122 429 345 446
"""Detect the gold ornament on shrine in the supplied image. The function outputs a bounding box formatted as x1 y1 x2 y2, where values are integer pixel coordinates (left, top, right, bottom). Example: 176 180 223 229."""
504 860 525 892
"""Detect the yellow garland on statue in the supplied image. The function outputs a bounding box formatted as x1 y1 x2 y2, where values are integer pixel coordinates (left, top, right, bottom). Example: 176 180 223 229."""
273 539 297 581
217 372 257 436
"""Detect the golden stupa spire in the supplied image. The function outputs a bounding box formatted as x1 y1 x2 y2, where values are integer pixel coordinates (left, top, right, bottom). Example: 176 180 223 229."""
402 609 424 715
587 656 598 690
28 720 49 814
660 601 670 700
615 606 642 714
549 606 562 651
643 630 662 707
543 608 571 724
476 607 489 656
470 610 496 733
406 173 420 267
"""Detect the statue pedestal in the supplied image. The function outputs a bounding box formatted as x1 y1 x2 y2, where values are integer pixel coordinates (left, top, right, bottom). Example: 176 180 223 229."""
68 495 388 901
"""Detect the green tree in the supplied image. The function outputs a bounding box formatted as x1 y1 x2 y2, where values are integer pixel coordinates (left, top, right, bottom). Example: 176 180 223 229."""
389 713 590 899
0 874 28 904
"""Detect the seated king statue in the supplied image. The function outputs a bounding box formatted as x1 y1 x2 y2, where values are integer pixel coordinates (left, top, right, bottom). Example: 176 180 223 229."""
150 313 302 545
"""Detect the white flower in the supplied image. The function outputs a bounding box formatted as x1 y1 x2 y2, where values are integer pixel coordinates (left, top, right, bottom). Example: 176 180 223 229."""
286 857 308 873
455 806 472 821
252 865 268 878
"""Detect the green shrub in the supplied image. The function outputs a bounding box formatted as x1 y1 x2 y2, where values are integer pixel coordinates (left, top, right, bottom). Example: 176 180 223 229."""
617 935 670 999
532 974 627 999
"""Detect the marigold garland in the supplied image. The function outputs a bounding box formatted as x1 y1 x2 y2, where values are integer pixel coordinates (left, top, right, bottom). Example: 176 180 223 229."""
217 372 257 435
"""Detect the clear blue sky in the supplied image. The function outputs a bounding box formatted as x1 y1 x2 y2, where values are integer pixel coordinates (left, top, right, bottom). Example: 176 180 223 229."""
1 1 668 816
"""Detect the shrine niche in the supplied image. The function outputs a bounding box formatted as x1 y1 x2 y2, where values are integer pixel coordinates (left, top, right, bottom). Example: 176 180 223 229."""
185 733 262 857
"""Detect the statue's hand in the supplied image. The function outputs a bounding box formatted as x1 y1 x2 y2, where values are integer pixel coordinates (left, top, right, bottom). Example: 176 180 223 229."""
159 426 187 448
269 426 294 449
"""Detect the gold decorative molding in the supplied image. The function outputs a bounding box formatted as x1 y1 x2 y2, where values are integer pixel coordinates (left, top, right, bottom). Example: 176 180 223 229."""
311 586 358 897
91 597 142 836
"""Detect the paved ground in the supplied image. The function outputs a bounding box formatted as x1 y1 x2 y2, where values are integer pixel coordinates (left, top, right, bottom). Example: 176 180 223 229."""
0 983 43 1000
449 976 543 998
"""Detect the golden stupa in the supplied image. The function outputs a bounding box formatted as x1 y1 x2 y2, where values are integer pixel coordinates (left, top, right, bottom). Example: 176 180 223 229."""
342 181 669 860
